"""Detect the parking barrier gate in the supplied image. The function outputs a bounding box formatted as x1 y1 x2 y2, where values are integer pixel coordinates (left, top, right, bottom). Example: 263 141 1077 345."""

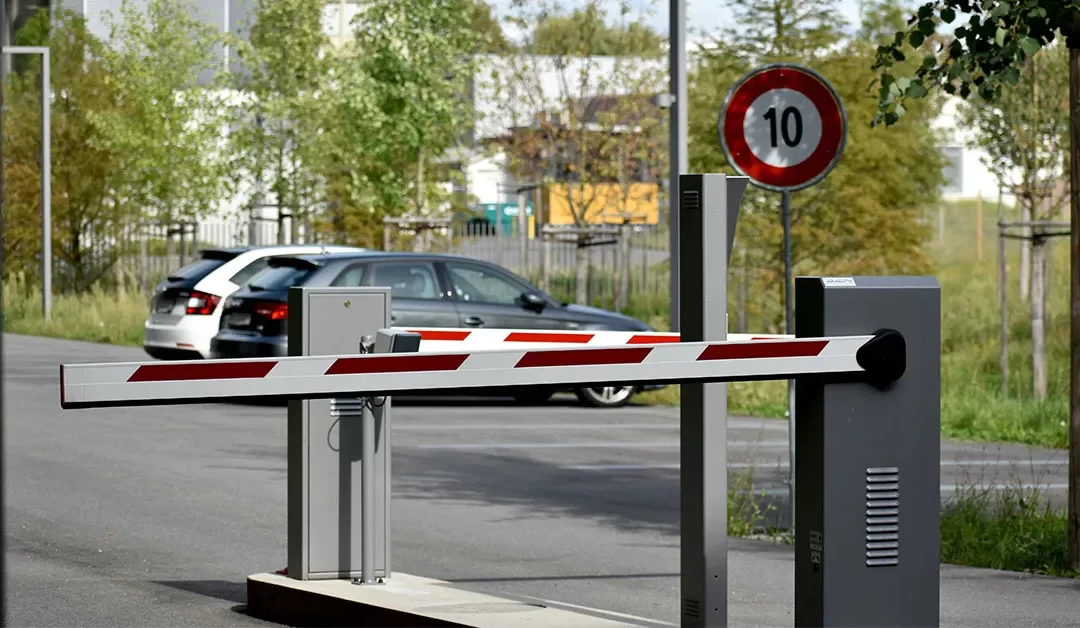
57 174 941 628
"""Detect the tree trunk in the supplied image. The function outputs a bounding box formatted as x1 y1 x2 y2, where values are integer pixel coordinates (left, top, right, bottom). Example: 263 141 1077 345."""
1032 237 1048 400
416 147 425 215
998 191 1009 395
738 245 748 333
575 236 588 305
1066 22 1080 570
1021 202 1032 302
618 222 631 312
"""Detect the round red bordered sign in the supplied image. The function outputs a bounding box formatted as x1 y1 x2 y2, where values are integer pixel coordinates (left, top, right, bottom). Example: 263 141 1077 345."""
718 63 847 192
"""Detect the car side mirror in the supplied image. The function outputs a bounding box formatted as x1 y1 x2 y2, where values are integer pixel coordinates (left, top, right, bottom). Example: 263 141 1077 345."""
520 292 547 312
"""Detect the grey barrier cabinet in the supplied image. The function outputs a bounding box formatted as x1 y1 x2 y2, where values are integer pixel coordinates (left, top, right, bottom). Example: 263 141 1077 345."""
287 287 393 581
678 173 748 627
794 276 941 628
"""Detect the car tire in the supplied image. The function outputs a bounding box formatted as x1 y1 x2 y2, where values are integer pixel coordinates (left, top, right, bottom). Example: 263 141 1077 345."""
575 386 636 408
513 389 556 405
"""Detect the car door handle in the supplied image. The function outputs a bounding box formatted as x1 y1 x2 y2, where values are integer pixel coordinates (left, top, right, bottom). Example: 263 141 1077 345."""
464 316 484 327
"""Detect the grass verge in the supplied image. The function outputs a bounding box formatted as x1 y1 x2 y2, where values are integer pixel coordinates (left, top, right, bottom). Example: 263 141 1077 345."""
724 467 1079 579
939 481 1077 578
2 273 147 347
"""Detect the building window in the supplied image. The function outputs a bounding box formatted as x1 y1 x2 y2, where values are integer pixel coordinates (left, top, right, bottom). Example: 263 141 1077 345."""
941 146 963 195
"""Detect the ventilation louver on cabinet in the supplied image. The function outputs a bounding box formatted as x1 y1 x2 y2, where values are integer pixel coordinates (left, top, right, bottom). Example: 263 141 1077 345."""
865 467 899 567
682 189 700 212
682 598 700 620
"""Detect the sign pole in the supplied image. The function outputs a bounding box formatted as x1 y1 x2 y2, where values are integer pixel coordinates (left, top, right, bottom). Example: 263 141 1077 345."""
718 62 847 533
782 189 795 525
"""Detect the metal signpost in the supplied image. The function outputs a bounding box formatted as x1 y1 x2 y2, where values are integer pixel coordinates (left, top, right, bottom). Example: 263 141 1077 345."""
718 64 848 526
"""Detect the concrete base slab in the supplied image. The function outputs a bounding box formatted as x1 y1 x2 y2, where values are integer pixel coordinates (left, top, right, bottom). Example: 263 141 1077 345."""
246 571 667 627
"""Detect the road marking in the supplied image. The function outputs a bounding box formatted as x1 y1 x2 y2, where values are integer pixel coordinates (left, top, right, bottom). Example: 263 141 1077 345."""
397 420 790 432
561 460 1068 471
410 440 790 450
395 423 680 431
743 483 1071 497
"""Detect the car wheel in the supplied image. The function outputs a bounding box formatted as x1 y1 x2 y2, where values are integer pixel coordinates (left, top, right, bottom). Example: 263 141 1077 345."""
513 389 555 405
575 386 636 408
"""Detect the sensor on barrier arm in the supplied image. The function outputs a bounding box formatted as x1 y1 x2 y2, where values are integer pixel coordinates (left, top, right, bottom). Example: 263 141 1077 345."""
854 328 906 388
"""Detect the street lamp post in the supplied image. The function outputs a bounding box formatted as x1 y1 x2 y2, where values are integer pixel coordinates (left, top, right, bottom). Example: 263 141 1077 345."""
2 45 51 320
668 0 686 332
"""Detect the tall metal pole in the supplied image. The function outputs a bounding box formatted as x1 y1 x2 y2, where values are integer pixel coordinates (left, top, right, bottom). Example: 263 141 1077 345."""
668 0 687 332
0 5 8 626
782 190 795 527
41 48 51 321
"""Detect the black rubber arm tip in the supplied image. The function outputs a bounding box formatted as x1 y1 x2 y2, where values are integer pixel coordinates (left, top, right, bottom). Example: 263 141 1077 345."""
855 328 906 387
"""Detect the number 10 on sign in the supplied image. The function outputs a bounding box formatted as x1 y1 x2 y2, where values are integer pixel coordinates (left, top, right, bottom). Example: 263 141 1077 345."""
717 63 848 528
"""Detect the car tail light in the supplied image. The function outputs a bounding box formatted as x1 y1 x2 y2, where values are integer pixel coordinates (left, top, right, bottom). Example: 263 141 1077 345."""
185 291 221 315
254 301 288 321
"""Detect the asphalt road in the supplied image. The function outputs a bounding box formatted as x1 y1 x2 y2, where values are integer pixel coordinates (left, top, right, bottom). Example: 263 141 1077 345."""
5 333 1080 627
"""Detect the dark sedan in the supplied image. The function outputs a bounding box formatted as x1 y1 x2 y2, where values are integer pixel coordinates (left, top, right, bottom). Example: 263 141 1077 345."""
209 251 663 407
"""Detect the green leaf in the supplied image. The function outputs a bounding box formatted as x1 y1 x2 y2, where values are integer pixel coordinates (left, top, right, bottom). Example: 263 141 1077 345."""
1020 36 1041 57
910 32 925 48
918 19 936 37
995 27 1007 48
940 7 956 23
1000 66 1021 85
891 48 906 61
906 80 928 99
895 103 907 117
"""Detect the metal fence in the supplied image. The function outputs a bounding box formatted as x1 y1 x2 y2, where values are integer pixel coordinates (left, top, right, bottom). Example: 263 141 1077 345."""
13 212 673 317
382 219 672 316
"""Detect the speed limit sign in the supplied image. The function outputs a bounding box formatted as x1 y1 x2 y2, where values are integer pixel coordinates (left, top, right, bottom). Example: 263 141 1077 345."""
718 63 847 192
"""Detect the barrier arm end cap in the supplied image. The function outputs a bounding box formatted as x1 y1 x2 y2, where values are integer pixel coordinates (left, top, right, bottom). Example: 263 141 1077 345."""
855 329 906 388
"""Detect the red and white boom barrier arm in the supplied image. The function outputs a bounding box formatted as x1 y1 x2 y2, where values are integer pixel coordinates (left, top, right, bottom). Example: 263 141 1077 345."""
398 327 790 352
59 331 906 410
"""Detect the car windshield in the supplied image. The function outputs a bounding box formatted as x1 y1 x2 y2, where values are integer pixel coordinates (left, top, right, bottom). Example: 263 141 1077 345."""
248 265 314 291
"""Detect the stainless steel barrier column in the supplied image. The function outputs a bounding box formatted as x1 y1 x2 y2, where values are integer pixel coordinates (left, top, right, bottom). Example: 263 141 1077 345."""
286 287 393 581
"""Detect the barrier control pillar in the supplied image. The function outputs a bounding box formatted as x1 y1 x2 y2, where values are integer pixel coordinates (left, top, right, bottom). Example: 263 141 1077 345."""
287 286 397 582
794 275 941 627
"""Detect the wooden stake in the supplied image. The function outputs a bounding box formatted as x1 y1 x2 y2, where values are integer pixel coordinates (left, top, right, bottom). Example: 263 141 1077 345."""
977 192 984 260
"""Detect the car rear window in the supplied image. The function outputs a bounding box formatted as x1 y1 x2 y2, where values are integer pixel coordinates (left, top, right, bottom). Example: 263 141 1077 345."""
166 258 227 282
248 265 314 291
